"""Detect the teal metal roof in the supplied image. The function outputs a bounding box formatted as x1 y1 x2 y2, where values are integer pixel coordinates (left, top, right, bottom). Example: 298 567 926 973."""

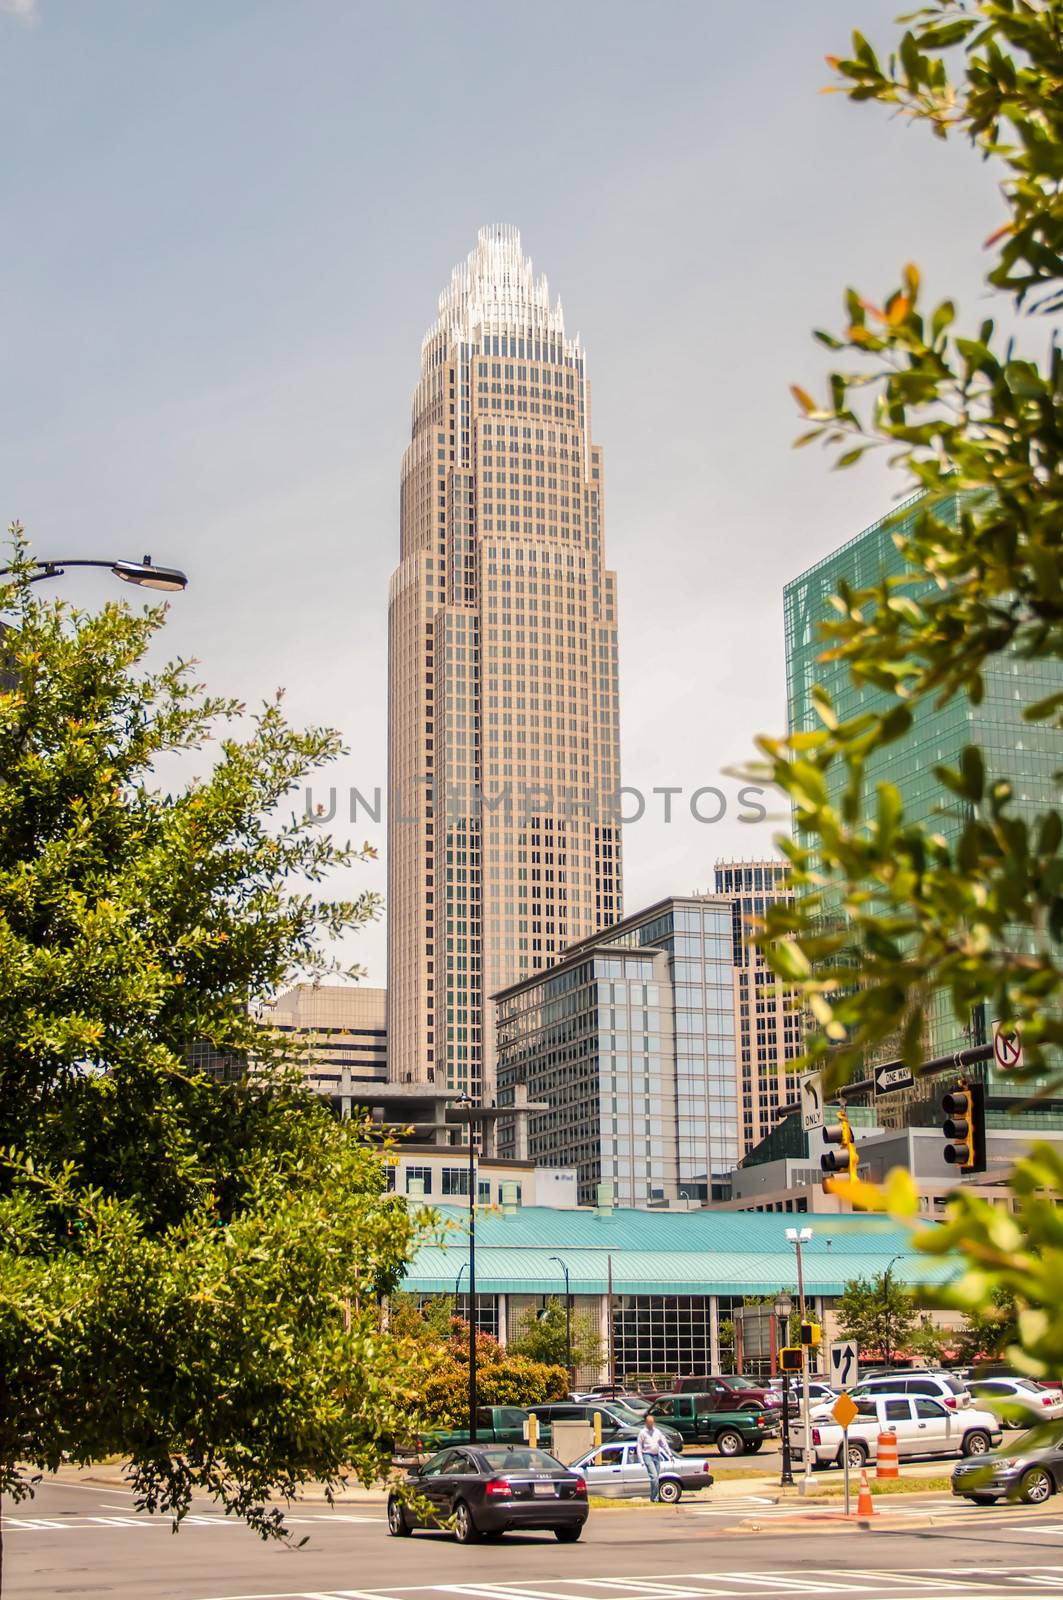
402 1204 957 1298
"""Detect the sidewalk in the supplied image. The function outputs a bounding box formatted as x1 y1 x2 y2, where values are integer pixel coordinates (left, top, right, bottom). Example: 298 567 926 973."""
55 1458 950 1509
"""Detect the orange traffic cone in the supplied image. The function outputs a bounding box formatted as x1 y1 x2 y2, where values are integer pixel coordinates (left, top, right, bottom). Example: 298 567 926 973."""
857 1469 874 1518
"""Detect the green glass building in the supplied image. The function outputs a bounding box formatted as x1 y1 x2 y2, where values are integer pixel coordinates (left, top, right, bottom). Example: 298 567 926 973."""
785 489 1063 1063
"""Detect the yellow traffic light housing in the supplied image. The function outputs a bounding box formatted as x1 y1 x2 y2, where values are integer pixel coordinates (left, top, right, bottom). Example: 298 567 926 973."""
942 1078 986 1174
820 1105 858 1191
779 1346 803 1372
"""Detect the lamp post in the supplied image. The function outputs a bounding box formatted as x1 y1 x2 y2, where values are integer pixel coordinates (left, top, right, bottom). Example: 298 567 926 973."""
774 1289 794 1486
0 554 188 592
786 1226 814 1491
549 1254 573 1383
882 1253 903 1369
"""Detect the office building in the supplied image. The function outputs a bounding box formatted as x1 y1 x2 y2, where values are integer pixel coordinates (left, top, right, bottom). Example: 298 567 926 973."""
714 859 803 1155
785 488 1063 1063
254 984 387 1112
387 225 623 1104
495 894 739 1207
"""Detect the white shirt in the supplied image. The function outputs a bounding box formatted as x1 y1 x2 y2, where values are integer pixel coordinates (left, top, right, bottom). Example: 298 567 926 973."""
636 1425 671 1462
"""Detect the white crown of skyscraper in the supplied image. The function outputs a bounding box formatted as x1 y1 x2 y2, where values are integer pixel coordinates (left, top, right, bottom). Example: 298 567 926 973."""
423 224 582 361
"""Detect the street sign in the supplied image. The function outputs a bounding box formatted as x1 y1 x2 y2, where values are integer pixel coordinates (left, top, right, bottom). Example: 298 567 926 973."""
874 1062 915 1096
831 1390 858 1430
800 1071 824 1133
993 1020 1023 1072
829 1339 859 1389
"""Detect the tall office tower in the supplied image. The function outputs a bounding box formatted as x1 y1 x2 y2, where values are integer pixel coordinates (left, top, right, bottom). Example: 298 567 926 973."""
713 860 803 1156
387 225 623 1100
785 488 1063 1065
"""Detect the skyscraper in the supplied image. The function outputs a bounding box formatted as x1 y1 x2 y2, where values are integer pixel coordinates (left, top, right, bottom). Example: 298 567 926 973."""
387 226 623 1100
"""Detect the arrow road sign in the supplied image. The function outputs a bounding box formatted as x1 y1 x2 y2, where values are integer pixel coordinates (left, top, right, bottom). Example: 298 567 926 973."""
993 1020 1023 1072
800 1071 823 1133
874 1063 915 1096
829 1339 859 1389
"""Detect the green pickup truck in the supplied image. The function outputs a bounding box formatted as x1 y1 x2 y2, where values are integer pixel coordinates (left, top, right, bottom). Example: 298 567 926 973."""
651 1393 779 1457
418 1405 532 1452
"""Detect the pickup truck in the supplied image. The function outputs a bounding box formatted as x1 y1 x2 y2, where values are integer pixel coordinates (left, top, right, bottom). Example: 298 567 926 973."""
418 1405 532 1452
650 1393 779 1457
790 1395 1003 1469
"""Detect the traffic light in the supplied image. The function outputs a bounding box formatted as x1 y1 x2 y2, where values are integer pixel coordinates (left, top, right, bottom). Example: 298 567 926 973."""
800 1321 822 1347
779 1346 803 1372
942 1079 986 1174
820 1106 858 1190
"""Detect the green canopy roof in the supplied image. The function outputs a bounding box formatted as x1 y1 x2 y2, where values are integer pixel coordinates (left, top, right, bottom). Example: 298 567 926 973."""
401 1204 957 1298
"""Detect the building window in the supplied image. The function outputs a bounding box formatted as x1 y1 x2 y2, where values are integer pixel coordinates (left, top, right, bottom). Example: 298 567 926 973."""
405 1167 432 1195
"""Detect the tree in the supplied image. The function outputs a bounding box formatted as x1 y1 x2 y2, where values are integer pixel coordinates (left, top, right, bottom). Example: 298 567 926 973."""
388 1299 568 1426
835 1274 917 1367
908 1314 952 1367
953 1287 1019 1365
0 534 428 1591
744 5 1063 1376
508 1296 604 1373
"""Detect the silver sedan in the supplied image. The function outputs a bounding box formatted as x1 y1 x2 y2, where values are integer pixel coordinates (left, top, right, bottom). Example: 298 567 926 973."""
570 1440 714 1504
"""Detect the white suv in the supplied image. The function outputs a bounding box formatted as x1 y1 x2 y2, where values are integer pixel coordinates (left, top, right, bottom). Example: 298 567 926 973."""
851 1371 971 1410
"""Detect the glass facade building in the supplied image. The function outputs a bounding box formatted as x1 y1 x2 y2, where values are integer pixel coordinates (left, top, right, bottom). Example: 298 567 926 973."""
495 895 739 1206
714 860 803 1156
785 489 1063 1061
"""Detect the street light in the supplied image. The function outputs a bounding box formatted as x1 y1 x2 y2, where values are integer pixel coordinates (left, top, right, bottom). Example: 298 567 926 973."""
774 1289 794 1487
548 1254 573 1384
455 1092 479 1442
1 554 188 592
881 1252 904 1369
455 1260 468 1300
785 1226 814 1491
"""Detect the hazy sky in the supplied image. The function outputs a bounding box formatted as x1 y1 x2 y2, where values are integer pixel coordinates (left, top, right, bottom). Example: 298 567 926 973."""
1 0 1006 986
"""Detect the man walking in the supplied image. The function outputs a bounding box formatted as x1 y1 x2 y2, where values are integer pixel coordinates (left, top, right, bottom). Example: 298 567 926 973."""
636 1414 672 1503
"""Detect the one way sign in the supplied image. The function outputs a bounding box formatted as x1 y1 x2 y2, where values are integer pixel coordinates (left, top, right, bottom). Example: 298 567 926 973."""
874 1063 915 1096
829 1340 859 1389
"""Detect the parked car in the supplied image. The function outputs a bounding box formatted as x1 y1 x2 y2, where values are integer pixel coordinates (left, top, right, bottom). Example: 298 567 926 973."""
850 1371 972 1410
970 1377 1063 1427
953 1428 1063 1504
420 1405 531 1452
783 1380 837 1406
571 1440 714 1504
525 1400 684 1454
387 1445 588 1543
651 1392 779 1456
673 1374 782 1411
791 1395 1002 1469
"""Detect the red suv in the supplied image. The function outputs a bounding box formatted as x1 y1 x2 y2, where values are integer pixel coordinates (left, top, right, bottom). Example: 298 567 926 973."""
674 1374 782 1410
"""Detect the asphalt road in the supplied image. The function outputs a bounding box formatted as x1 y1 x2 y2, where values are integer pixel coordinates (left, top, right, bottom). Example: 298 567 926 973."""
10 1475 1063 1600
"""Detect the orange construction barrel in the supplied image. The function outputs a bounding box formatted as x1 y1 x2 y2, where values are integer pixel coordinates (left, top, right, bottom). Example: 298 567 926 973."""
876 1430 899 1480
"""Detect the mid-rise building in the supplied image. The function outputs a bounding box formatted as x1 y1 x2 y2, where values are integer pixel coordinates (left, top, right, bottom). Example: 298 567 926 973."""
254 984 387 1112
495 894 739 1207
714 859 803 1155
387 225 623 1105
